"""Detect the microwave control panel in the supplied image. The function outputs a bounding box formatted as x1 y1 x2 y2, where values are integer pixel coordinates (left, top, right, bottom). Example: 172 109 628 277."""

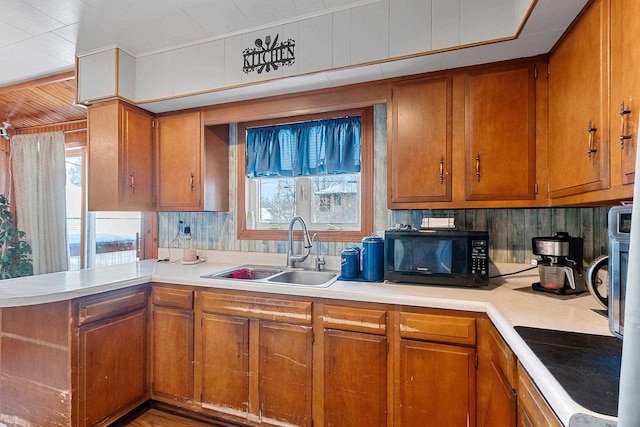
471 239 489 279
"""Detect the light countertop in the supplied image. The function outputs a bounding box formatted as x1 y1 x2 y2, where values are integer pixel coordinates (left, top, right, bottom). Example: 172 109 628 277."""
0 250 618 427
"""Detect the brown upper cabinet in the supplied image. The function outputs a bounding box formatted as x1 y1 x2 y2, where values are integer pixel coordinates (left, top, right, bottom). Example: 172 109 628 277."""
611 0 640 186
156 112 229 211
88 100 155 211
548 0 610 200
464 63 537 202
387 61 538 209
388 76 453 206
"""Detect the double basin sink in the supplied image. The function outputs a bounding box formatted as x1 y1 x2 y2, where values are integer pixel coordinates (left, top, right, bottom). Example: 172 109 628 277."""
202 265 339 287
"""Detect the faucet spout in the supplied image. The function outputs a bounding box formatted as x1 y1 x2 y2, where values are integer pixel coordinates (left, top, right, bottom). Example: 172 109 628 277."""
287 216 312 268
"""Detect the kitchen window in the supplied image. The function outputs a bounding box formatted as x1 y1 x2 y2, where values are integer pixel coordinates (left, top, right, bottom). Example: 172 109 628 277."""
238 108 373 242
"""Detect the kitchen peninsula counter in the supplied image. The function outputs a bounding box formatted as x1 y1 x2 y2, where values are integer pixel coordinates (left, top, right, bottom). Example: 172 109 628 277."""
0 253 616 427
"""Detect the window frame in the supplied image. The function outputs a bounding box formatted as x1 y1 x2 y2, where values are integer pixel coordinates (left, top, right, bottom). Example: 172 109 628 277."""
65 146 87 269
237 107 374 242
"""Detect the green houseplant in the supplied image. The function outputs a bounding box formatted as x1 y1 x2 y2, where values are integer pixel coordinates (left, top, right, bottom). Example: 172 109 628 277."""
0 194 33 279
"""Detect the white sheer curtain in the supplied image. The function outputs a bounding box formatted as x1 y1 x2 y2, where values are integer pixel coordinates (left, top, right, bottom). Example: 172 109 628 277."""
11 132 68 274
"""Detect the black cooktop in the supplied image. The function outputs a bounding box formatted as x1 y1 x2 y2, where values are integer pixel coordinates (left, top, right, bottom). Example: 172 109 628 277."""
514 326 622 417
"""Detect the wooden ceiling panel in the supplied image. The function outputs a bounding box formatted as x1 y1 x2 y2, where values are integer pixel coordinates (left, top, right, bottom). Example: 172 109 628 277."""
0 72 87 131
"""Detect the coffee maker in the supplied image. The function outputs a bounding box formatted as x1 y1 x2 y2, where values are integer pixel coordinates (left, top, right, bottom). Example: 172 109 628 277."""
531 232 587 295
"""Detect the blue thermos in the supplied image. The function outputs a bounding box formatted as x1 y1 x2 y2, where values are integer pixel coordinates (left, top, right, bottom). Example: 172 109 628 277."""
361 235 384 281
341 247 360 279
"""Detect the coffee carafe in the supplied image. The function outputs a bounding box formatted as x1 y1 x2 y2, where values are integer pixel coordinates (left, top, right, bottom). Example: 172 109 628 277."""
531 232 587 295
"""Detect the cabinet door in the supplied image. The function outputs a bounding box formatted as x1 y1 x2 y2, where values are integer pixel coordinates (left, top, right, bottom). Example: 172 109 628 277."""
200 313 249 414
517 365 563 427
611 0 640 185
400 339 476 427
157 112 202 210
388 76 452 206
548 0 609 198
121 105 154 207
78 308 147 427
465 64 536 201
88 100 154 211
152 306 194 402
259 321 313 427
482 359 516 427
324 329 387 427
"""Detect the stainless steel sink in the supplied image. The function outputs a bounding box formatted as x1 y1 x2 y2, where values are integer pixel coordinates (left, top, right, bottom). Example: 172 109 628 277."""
202 265 338 287
267 270 338 287
204 266 284 280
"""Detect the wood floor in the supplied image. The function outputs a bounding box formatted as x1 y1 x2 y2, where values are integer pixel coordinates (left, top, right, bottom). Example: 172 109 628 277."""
119 409 218 426
115 408 246 427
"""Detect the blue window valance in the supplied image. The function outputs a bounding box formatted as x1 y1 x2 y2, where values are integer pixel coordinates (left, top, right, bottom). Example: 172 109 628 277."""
245 116 361 177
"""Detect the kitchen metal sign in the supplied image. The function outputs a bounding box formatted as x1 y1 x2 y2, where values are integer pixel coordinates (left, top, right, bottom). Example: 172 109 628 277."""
243 34 295 74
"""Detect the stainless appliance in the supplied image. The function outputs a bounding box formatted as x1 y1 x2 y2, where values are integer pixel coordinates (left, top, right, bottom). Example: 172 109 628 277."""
384 229 489 287
586 205 631 339
531 232 587 295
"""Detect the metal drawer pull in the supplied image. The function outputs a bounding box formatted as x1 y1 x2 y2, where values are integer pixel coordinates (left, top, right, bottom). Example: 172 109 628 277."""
587 121 597 160
129 172 135 191
439 156 444 184
190 173 194 190
475 153 481 181
620 101 632 149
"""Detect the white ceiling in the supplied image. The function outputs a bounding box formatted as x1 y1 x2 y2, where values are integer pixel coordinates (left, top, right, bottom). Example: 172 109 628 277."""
0 0 375 88
0 0 588 107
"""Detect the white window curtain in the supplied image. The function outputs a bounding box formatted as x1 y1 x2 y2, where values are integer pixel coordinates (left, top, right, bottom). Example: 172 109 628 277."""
11 132 68 275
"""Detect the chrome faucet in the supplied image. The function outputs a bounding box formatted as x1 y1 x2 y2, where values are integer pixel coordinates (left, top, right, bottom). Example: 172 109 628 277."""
312 233 325 271
287 216 313 268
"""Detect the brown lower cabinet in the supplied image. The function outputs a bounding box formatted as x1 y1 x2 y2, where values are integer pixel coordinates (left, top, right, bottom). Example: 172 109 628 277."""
397 310 477 427
477 319 518 427
150 285 194 403
0 286 150 427
196 290 313 426
76 287 149 427
517 363 563 427
0 284 568 427
320 304 388 427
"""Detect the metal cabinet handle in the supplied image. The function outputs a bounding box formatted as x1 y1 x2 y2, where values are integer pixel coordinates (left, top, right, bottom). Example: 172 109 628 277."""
587 121 598 160
190 173 195 190
129 172 135 191
439 156 444 184
620 101 632 149
475 153 481 181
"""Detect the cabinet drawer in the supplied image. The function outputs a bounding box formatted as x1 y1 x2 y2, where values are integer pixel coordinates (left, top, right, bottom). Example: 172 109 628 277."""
152 286 193 310
399 312 476 345
200 292 312 325
322 305 386 335
489 325 517 387
78 288 147 325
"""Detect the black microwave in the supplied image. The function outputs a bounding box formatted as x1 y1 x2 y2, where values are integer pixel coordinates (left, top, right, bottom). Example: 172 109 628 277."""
384 230 490 287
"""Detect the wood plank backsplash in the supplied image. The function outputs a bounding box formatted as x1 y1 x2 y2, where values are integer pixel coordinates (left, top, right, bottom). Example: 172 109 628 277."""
158 207 608 264
158 105 610 264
